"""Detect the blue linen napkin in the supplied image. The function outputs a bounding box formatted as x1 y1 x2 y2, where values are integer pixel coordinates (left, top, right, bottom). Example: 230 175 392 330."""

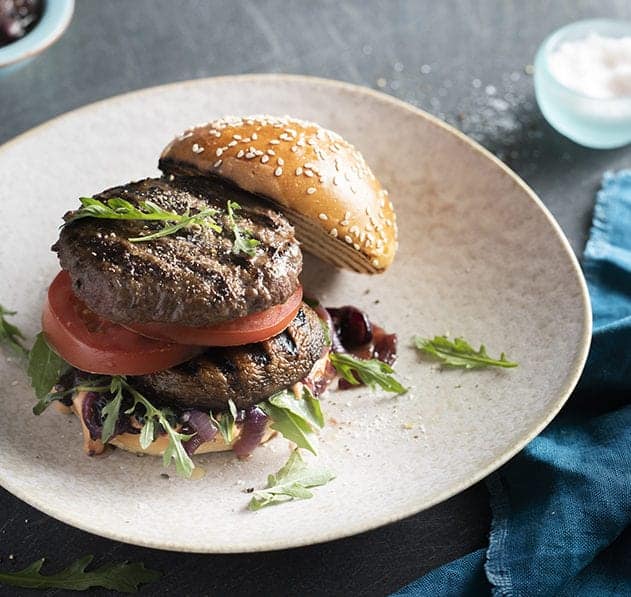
393 171 631 597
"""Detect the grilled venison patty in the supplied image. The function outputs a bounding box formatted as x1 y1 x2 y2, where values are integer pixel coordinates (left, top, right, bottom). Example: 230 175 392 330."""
53 177 302 326
131 305 326 410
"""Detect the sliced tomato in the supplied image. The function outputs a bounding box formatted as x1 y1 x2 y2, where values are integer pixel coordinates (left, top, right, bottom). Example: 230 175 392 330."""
43 271 200 375
127 286 303 346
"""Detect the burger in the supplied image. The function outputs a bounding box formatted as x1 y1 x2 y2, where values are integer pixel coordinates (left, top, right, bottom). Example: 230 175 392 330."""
33 115 400 477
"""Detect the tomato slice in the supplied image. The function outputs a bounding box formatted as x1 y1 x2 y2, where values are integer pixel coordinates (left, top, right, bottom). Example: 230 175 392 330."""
127 286 303 346
43 271 200 375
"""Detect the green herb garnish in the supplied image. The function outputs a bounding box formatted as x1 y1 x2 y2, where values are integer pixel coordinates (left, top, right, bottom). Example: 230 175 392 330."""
0 304 28 356
226 200 260 257
120 378 195 477
259 388 325 455
329 352 407 394
0 554 160 592
414 335 518 369
100 376 125 443
209 398 238 444
248 449 335 511
28 333 71 405
65 197 221 243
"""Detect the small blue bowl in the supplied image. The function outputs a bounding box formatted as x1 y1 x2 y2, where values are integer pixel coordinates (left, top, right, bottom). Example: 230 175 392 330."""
534 19 631 149
0 0 74 74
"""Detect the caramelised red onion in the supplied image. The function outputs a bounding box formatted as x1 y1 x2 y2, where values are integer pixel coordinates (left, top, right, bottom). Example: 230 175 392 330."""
372 325 397 366
303 359 337 397
331 306 373 348
233 406 268 458
182 410 218 456
81 391 134 440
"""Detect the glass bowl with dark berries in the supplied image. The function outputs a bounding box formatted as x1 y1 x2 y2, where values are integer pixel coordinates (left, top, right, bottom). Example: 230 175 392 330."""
0 0 42 48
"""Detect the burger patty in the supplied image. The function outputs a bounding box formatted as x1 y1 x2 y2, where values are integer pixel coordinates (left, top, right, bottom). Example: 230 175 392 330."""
131 305 326 410
53 177 302 326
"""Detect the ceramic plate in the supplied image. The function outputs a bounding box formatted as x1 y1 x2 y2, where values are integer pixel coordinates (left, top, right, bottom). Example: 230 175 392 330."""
0 75 591 552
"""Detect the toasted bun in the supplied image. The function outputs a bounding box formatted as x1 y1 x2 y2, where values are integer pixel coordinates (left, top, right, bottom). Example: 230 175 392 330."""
159 115 398 273
109 425 276 456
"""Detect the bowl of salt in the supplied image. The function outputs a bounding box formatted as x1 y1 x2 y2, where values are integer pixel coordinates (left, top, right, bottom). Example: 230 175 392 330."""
534 19 631 149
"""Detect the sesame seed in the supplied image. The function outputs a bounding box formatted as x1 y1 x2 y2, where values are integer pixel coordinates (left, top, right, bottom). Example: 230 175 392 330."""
319 213 328 220
237 149 245 158
350 225 359 235
274 167 283 176
213 159 222 167
291 145 298 153
304 170 314 177
304 162 314 169
243 138 251 143
277 157 284 166
307 187 316 195
251 132 258 140
295 167 303 176
372 259 379 267
245 152 255 159
233 134 241 140
192 143 204 154
215 148 224 157
344 235 353 244
269 139 280 145
228 140 237 147
344 211 351 220
340 219 349 226
330 228 338 237
261 155 270 163
167 174 175 181
267 149 275 156
353 243 360 250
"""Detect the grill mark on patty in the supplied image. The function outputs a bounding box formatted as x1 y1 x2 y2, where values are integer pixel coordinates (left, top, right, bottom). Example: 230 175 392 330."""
54 177 302 326
131 304 326 410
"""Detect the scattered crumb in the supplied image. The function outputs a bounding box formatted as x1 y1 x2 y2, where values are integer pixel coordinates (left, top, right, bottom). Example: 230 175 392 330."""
403 423 414 430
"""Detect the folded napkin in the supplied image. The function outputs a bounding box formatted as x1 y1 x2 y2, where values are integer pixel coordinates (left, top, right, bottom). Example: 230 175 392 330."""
394 171 631 597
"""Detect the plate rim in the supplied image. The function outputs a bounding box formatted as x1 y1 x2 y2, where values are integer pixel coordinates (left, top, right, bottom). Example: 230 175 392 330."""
0 73 592 553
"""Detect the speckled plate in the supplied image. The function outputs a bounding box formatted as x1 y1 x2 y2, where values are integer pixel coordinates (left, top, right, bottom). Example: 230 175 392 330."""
0 75 591 553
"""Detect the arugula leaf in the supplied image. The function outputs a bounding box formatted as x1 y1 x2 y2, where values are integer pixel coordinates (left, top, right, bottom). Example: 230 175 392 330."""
329 352 407 394
100 377 124 443
248 449 335 510
0 305 28 356
0 554 160 592
65 197 221 243
209 399 238 444
139 417 155 450
268 388 325 429
259 388 326 455
227 200 260 257
259 401 319 455
414 335 518 369
121 379 195 478
27 333 70 401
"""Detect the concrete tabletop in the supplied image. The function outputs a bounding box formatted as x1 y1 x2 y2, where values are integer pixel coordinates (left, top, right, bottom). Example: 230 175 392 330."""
1 1 630 595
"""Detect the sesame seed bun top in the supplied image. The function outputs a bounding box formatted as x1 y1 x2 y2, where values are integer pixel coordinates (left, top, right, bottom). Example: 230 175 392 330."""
158 115 398 273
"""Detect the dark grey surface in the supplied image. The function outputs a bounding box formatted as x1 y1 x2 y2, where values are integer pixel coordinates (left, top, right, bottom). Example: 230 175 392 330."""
1 1 630 595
